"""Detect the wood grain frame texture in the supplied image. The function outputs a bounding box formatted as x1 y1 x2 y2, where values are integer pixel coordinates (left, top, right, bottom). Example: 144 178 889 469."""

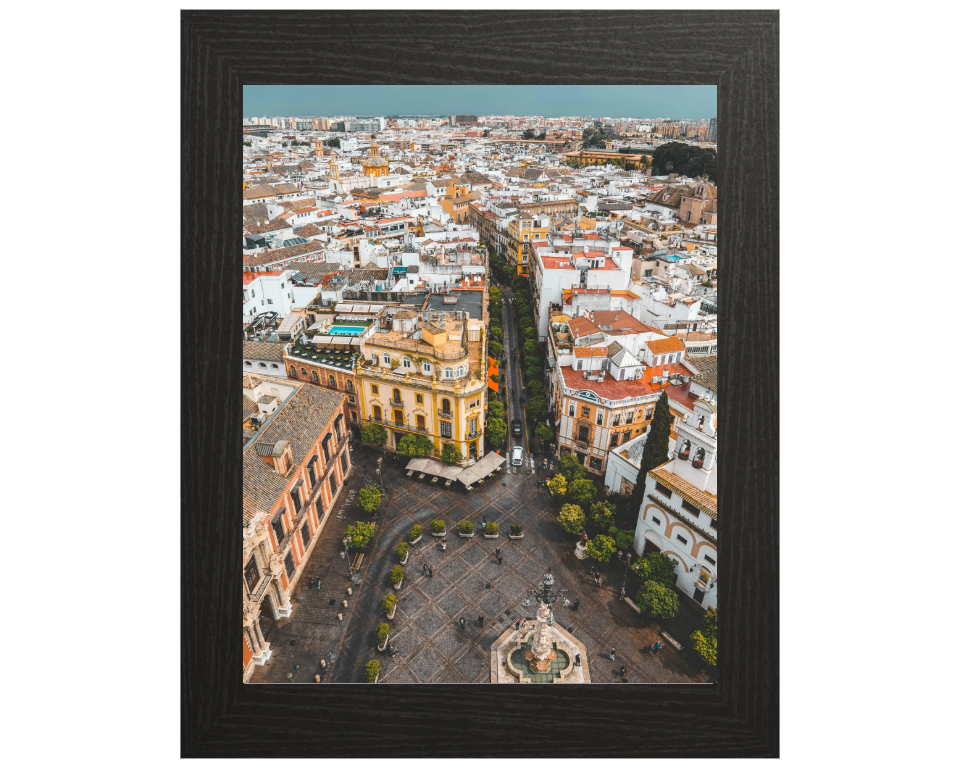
182 9 778 759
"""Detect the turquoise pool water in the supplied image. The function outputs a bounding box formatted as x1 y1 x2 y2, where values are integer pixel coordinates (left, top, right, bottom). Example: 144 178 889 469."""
329 325 365 336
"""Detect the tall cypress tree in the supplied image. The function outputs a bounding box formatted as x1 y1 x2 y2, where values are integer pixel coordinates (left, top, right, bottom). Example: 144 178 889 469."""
632 390 673 508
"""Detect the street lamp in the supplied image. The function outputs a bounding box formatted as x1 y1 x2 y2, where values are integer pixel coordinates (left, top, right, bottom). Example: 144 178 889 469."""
342 535 353 580
376 457 383 491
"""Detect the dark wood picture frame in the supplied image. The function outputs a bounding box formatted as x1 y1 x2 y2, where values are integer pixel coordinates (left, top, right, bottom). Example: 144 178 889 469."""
182 10 778 758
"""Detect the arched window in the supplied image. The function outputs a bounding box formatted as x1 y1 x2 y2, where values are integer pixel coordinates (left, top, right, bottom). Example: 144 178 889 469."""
258 362 266 369
383 353 391 365
290 366 298 378
312 371 319 382
346 380 354 393
270 363 279 369
456 365 465 378
393 388 401 403
402 357 411 369
422 362 431 373
442 398 450 414
329 376 337 388
445 367 454 379
244 361 252 367
301 368 307 376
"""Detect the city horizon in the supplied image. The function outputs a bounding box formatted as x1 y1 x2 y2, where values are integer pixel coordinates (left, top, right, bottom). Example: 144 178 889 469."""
243 85 716 121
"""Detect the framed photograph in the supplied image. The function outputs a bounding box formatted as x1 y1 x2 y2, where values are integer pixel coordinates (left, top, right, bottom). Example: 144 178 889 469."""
183 9 778 758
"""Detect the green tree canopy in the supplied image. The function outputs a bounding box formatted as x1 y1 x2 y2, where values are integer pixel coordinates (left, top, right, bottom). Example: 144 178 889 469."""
397 433 434 458
547 473 567 497
651 142 717 185
527 395 547 421
590 500 616 532
535 422 554 442
558 503 586 534
690 609 717 666
609 526 636 551
487 400 504 420
357 486 382 514
361 423 387 447
523 340 540 361
345 521 377 549
586 533 616 562
522 128 535 139
526 379 545 397
635 390 673 500
441 443 463 465
632 552 677 588
489 325 504 342
521 327 537 343
486 417 508 447
324 137 341 148
635 580 679 619
488 340 503 358
568 478 596 508
557 453 586 483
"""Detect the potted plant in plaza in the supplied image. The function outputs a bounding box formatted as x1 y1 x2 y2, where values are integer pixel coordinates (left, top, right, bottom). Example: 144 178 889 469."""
458 521 475 538
509 524 524 540
365 659 380 683
483 521 500 539
382 593 397 620
376 622 390 652
409 524 423 545
390 565 405 589
430 520 447 538
396 542 409 564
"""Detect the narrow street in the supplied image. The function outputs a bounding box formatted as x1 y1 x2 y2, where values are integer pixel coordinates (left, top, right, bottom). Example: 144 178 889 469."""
499 283 539 479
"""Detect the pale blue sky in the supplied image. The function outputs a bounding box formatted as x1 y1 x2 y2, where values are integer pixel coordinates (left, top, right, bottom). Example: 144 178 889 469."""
243 85 716 120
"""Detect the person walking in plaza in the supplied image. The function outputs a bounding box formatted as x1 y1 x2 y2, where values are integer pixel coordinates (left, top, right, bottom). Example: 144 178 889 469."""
610 647 616 662
597 575 603 588
575 653 582 667
620 664 627 678
654 640 662 653
478 614 485 628
619 586 626 601
428 565 433 578
423 563 428 576
572 599 579 611
440 539 447 552
515 618 521 631
459 617 466 630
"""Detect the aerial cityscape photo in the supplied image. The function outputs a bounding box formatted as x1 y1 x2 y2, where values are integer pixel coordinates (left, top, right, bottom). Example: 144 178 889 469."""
241 85 719 684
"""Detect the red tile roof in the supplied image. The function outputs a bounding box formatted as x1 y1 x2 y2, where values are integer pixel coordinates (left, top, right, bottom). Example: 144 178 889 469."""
559 363 698 409
647 335 685 354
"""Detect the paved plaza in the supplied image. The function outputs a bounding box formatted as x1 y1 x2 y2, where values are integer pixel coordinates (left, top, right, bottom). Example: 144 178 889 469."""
250 446 715 685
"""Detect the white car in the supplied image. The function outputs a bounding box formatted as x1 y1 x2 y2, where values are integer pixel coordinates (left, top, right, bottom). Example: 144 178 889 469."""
511 446 524 466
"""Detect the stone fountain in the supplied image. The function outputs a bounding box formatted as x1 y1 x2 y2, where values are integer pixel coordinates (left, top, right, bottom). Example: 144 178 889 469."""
489 570 590 683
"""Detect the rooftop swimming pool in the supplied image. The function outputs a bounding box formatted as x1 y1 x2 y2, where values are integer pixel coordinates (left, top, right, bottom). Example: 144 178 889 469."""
329 325 365 336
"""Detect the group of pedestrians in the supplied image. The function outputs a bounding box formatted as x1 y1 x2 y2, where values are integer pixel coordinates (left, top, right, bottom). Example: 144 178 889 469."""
458 614 485 630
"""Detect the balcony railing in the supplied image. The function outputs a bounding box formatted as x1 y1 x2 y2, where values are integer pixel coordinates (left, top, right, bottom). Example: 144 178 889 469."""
467 429 479 439
440 410 453 418
388 399 404 408
574 439 590 450
370 415 385 424
416 426 429 435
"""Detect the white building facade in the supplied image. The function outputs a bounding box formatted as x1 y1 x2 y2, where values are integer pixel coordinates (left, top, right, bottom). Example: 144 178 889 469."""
632 393 718 612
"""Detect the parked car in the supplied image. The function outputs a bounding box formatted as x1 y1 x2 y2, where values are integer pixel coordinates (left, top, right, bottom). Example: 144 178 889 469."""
511 446 524 466
512 419 522 436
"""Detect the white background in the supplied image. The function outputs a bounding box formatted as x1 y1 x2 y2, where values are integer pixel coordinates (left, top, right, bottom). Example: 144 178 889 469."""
3 1 955 766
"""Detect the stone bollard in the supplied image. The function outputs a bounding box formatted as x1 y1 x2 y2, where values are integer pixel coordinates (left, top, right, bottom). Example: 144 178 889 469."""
320 659 327 668
342 599 348 608
314 674 321 683
347 587 353 596
338 613 343 621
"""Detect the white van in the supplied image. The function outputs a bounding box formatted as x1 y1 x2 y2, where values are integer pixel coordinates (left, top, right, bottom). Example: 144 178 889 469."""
511 446 524 466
